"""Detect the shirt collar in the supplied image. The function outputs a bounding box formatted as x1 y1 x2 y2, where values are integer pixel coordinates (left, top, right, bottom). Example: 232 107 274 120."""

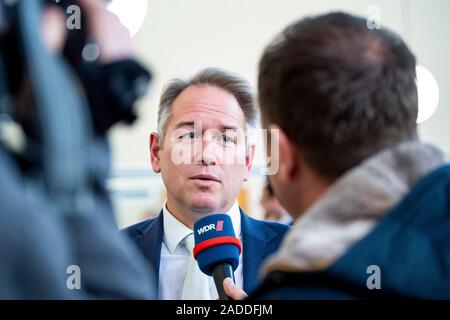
162 200 242 254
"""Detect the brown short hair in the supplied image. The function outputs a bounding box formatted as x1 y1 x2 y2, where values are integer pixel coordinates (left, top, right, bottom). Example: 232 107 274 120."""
258 12 418 179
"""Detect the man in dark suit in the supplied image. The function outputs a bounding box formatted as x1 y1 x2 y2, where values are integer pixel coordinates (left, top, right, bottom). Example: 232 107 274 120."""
123 68 289 299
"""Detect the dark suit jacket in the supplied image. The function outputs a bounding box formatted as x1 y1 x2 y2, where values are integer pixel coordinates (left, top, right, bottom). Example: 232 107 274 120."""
123 208 289 295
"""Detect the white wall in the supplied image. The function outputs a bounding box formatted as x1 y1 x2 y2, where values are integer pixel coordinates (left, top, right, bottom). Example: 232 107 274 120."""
109 0 450 228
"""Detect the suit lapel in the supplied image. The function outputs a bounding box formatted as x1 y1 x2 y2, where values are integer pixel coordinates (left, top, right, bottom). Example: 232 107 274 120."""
134 211 164 289
241 210 269 293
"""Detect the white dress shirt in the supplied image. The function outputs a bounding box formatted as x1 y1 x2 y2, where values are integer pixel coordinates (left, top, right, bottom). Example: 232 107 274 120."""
158 201 244 300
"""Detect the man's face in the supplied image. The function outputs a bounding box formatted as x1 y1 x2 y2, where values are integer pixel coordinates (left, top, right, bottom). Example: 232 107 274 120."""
151 85 254 215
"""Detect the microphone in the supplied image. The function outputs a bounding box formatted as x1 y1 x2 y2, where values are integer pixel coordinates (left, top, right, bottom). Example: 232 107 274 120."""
193 214 242 300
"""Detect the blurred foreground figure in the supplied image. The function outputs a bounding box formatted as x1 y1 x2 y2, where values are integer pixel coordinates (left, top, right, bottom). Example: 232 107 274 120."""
225 12 450 299
0 0 155 298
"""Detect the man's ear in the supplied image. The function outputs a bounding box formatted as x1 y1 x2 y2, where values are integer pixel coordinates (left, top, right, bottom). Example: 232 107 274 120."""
149 132 162 173
268 124 299 183
243 143 256 182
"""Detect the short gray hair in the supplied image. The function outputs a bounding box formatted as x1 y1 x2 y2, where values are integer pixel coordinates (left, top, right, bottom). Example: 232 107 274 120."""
157 67 257 144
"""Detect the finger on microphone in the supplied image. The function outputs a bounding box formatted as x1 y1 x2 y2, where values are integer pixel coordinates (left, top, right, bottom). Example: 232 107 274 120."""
223 277 248 300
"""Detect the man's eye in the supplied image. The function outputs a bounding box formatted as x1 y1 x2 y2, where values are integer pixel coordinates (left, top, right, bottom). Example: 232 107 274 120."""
221 135 236 144
179 132 199 141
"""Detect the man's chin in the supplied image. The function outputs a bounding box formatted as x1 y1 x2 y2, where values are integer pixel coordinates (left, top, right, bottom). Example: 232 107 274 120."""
188 194 222 214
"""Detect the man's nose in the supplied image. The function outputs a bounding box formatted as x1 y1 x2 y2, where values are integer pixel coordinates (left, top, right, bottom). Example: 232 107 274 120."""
194 139 217 166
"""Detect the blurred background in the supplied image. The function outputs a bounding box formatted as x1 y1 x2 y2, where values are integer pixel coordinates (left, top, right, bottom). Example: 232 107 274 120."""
105 0 450 228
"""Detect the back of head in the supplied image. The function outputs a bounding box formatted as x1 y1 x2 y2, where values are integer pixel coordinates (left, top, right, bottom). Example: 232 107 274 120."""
258 12 418 179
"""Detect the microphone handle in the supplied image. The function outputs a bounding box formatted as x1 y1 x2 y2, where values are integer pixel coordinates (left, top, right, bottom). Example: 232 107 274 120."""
212 263 235 300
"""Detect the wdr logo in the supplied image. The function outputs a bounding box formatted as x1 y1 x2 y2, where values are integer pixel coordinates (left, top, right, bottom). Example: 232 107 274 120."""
197 220 224 235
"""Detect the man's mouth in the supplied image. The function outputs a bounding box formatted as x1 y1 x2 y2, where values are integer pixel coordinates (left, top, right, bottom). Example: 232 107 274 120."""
189 174 221 184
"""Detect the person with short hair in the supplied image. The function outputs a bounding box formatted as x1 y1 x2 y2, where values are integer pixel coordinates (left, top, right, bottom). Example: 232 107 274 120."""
124 68 289 300
225 12 450 299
